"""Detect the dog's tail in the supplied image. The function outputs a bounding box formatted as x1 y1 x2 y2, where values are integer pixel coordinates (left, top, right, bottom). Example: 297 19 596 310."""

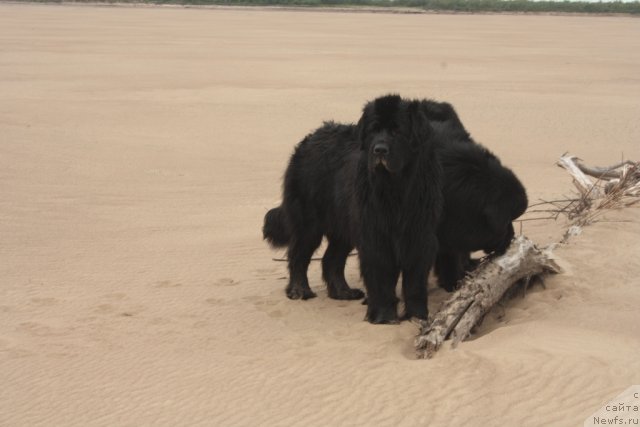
263 206 291 248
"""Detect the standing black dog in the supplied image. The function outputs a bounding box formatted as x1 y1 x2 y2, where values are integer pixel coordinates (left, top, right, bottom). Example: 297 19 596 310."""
263 95 442 324
420 100 528 291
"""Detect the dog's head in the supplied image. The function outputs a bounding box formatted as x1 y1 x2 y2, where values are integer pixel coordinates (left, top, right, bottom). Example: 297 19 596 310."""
481 165 528 255
438 140 528 256
357 95 432 175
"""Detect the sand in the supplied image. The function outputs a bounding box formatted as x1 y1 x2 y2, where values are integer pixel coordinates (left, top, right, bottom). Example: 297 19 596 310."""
1 3 639 426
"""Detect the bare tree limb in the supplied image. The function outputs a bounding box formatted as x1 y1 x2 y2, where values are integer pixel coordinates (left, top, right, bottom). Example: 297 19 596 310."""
575 159 637 180
557 155 602 197
415 236 561 359
272 252 357 262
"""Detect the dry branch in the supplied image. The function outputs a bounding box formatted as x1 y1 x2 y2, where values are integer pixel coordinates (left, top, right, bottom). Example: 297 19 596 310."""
415 236 561 359
555 155 640 229
557 154 602 197
272 252 357 262
557 154 640 197
576 160 636 180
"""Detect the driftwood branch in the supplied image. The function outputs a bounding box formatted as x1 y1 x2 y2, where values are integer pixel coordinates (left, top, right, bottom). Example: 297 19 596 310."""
272 252 357 262
557 154 602 197
555 155 640 230
557 154 640 197
415 236 561 359
575 160 636 180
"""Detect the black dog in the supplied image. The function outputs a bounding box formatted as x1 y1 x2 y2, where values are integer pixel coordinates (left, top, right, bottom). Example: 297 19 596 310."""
419 100 528 291
263 95 442 324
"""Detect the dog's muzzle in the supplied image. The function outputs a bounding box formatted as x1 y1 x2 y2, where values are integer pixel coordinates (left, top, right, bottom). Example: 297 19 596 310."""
372 142 390 171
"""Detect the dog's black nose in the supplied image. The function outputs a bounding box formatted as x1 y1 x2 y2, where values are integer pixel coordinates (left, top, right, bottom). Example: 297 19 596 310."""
373 143 389 156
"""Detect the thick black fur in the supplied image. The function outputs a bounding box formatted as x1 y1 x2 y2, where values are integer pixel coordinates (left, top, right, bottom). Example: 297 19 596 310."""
263 95 442 324
421 100 528 291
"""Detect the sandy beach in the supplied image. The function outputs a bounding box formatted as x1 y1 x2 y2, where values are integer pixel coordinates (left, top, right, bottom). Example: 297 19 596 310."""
1 3 639 426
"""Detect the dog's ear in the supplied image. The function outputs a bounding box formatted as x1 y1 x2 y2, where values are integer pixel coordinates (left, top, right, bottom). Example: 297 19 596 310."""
408 101 432 151
483 203 510 235
511 183 528 219
357 103 373 151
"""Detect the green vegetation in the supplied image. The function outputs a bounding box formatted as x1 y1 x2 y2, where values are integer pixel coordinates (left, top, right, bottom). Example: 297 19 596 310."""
26 0 640 14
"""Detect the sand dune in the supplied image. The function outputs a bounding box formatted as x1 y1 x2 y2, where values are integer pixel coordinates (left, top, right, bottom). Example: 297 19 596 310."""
1 4 639 426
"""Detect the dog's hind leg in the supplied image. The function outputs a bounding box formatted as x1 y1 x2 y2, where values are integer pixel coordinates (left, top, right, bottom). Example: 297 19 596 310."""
285 229 322 300
322 237 364 300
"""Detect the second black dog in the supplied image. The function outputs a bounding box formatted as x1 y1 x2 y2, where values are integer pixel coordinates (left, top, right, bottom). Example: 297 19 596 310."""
420 100 528 291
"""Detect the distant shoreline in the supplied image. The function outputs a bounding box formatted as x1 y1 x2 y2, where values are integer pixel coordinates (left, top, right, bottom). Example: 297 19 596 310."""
3 0 640 17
